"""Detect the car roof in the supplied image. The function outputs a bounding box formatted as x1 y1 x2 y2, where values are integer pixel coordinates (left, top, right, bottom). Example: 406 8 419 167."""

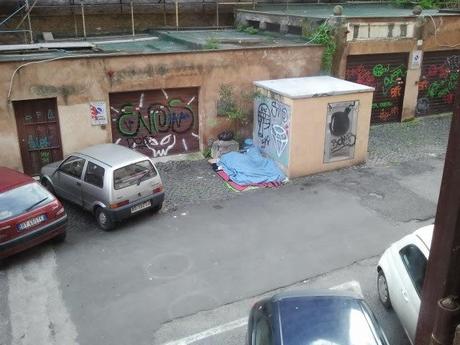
0 167 34 193
414 224 434 251
272 291 382 345
76 144 148 168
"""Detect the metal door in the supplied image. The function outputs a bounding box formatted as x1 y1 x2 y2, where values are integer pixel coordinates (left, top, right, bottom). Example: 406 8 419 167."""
13 98 63 176
346 53 408 123
109 88 199 158
416 50 460 116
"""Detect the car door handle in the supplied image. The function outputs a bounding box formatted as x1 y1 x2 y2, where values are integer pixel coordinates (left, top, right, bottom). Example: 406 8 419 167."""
401 289 409 302
76 182 81 186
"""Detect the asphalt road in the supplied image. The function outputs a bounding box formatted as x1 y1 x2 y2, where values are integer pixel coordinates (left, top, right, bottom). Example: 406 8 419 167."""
0 152 444 345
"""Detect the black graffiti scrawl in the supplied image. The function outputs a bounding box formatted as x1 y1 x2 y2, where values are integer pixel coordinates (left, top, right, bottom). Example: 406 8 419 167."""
324 100 358 163
109 88 199 158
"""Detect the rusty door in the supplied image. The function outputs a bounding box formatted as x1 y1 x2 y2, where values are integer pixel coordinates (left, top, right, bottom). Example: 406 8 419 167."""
346 53 408 123
416 50 460 116
13 98 63 176
109 88 199 158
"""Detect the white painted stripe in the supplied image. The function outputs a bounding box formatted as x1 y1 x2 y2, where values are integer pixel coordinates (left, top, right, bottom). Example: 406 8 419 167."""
186 96 196 105
161 318 247 345
160 280 362 345
7 249 79 345
182 138 188 151
95 36 159 45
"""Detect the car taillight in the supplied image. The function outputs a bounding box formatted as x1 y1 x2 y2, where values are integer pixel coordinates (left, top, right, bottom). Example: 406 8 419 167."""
56 207 65 216
153 185 163 194
110 200 129 209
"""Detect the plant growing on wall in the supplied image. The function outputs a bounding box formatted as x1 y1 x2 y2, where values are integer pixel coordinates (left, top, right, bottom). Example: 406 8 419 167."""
306 22 337 75
204 37 219 50
391 0 439 8
217 84 260 140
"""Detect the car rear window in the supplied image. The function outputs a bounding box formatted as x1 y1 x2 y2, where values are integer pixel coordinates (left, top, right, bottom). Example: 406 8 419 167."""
113 160 157 190
0 182 54 221
279 297 380 345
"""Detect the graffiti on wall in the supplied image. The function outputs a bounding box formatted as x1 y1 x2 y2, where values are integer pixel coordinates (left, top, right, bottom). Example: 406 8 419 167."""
417 53 460 116
346 57 407 123
110 89 199 158
324 101 359 163
253 97 291 167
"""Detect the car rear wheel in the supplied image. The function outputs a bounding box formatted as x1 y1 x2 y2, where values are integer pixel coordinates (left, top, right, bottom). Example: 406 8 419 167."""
53 231 67 243
152 202 163 213
95 207 115 231
378 269 392 309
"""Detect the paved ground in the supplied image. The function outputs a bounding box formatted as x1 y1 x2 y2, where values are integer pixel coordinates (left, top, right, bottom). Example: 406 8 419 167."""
157 114 451 213
0 114 452 345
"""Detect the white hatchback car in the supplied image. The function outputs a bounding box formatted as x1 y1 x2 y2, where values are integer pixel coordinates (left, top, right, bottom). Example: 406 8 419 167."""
377 224 433 344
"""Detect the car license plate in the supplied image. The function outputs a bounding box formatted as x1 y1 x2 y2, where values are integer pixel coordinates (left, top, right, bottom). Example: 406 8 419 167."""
17 214 47 231
131 201 151 214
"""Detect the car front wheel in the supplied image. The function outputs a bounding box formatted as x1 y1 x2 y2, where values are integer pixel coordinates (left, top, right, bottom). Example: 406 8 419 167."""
378 269 392 309
95 207 115 231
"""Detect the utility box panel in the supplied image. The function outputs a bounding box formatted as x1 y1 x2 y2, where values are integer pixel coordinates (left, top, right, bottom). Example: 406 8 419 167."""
253 76 375 178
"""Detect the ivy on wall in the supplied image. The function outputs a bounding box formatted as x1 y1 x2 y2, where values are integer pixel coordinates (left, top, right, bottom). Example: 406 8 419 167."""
305 23 337 75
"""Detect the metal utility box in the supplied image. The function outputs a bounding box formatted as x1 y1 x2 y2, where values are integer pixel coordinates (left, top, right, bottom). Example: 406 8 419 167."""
253 76 375 178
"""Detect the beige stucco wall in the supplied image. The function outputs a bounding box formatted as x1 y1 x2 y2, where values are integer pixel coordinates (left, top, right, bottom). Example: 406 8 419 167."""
288 92 374 178
0 45 323 172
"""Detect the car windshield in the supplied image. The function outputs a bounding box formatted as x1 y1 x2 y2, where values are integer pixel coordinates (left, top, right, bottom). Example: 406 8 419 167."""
113 160 157 190
279 297 382 345
0 182 54 221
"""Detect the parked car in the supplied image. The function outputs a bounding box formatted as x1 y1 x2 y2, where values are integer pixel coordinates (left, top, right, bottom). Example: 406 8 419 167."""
40 144 164 230
377 224 433 344
0 167 67 260
247 289 390 345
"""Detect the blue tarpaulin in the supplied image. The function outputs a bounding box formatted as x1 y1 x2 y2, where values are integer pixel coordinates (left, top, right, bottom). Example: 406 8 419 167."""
218 146 286 185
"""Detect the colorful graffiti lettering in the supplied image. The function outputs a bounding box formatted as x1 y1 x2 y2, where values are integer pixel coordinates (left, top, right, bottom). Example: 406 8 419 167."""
346 65 376 87
427 72 459 98
372 64 390 78
382 65 406 95
40 151 51 164
427 64 450 79
372 101 394 110
390 85 402 98
117 101 194 136
254 98 290 166
418 79 429 91
379 106 399 122
28 135 50 150
111 89 199 158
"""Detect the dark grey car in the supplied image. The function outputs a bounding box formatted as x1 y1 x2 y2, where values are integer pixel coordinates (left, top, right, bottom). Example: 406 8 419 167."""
247 289 390 345
40 144 164 230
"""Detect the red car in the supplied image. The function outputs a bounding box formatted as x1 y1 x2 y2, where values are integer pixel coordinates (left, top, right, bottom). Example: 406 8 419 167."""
0 167 67 260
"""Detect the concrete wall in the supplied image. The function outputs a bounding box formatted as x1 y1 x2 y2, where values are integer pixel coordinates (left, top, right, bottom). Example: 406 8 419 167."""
0 45 323 172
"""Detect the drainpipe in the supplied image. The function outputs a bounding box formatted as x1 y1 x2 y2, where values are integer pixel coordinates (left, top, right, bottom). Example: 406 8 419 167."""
24 0 33 43
81 1 86 39
130 1 135 37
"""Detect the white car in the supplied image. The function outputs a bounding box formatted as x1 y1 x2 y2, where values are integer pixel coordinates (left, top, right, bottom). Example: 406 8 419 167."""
377 224 434 344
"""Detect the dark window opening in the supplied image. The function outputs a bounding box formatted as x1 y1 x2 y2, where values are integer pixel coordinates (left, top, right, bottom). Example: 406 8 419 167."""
247 20 260 29
287 25 302 35
266 22 281 33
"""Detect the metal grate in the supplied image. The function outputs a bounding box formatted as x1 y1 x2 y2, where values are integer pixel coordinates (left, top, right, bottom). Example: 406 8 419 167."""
416 50 460 116
346 53 409 124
